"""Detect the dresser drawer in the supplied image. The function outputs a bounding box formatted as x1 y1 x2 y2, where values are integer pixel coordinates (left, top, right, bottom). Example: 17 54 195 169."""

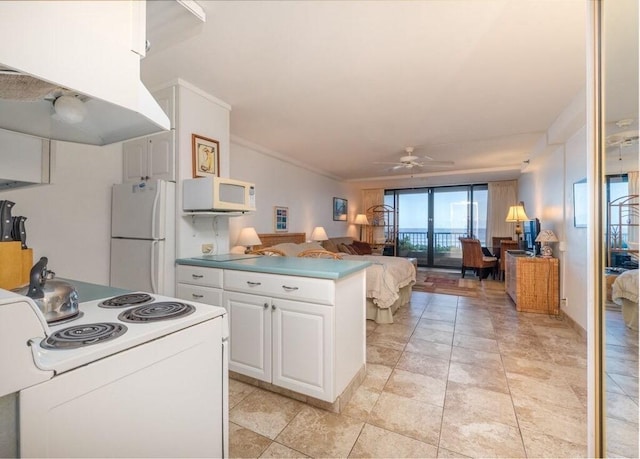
176 283 223 307
223 270 334 305
177 265 223 288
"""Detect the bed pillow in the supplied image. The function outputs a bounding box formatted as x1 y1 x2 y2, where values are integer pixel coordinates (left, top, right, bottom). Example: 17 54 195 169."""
352 240 372 255
337 243 353 254
271 242 323 257
323 239 339 253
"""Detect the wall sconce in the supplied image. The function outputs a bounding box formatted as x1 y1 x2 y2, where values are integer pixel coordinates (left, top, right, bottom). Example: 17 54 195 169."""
505 202 530 238
311 226 328 242
535 229 559 258
353 214 369 241
236 227 262 253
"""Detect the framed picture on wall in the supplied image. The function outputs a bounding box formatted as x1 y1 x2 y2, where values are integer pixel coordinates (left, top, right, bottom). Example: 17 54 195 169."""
333 197 348 221
192 134 220 178
274 206 289 232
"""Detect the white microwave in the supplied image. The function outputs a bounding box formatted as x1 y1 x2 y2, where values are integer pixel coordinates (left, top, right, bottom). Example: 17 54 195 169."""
183 177 256 212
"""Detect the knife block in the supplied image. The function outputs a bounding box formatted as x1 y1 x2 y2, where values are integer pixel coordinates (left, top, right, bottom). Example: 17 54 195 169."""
0 241 33 290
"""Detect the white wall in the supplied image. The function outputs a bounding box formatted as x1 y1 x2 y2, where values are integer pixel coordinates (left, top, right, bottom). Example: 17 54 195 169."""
174 81 232 257
518 98 588 330
228 139 360 246
0 141 121 284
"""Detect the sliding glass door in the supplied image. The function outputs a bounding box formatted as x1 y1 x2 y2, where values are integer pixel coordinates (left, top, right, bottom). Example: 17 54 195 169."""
388 184 488 268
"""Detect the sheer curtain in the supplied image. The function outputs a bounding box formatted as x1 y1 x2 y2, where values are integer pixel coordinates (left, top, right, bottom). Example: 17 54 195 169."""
486 180 518 246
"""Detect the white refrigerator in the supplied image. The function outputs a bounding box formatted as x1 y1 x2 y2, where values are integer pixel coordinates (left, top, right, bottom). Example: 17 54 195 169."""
110 180 176 296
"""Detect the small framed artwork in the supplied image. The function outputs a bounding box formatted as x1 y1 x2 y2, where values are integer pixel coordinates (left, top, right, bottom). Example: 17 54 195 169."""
274 206 289 232
333 197 348 221
573 178 587 228
192 134 220 178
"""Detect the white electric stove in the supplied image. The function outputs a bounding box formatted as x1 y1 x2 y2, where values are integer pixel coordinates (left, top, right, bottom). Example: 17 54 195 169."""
0 289 229 458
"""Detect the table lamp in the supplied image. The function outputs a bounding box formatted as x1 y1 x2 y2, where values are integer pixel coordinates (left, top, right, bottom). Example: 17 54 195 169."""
354 214 370 241
535 229 559 258
236 227 262 253
505 203 530 238
311 226 328 242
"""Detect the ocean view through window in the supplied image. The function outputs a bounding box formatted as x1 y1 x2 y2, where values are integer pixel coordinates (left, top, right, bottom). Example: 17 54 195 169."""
386 185 488 267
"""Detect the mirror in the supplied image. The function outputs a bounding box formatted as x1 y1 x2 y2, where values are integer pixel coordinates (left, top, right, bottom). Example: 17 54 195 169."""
601 0 639 456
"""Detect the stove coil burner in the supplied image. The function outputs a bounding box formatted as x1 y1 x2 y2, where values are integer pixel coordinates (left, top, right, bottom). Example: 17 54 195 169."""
118 302 195 323
99 293 155 308
41 322 127 350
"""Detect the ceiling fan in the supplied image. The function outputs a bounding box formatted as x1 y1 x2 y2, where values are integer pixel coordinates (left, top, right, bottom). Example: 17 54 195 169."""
374 147 454 171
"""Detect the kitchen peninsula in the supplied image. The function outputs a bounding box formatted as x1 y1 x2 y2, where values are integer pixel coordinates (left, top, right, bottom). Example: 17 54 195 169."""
175 254 370 412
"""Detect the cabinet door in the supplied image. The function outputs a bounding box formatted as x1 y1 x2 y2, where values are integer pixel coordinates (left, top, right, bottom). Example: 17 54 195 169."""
176 283 223 307
147 130 175 182
223 291 271 383
122 137 147 182
272 298 333 401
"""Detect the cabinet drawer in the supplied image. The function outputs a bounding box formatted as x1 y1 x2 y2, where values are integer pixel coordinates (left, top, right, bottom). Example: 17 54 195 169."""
177 265 223 288
176 283 223 307
224 270 334 305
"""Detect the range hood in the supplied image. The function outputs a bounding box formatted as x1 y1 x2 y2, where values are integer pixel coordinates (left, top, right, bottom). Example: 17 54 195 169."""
0 1 170 146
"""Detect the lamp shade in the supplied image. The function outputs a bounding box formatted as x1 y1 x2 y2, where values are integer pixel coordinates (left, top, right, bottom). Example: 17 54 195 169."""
237 227 262 247
311 226 328 241
354 214 370 225
535 229 559 243
505 205 530 222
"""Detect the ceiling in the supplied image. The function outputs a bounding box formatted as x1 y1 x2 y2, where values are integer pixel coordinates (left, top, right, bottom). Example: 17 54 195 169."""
141 0 591 185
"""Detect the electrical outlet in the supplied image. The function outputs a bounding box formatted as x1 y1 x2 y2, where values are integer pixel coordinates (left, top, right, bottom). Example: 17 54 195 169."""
201 243 214 254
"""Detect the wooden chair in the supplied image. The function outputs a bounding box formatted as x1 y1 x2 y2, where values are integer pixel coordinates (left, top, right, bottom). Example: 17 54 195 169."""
492 236 514 254
459 238 497 279
248 247 286 256
498 240 520 281
297 249 343 259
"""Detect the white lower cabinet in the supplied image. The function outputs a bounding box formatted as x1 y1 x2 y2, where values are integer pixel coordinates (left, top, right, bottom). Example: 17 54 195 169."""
175 265 223 306
224 291 332 400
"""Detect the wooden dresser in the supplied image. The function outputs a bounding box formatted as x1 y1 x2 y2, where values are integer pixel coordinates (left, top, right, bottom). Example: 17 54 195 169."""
505 251 559 315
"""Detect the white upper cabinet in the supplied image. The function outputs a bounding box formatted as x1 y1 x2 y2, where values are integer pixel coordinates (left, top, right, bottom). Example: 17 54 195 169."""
123 130 175 183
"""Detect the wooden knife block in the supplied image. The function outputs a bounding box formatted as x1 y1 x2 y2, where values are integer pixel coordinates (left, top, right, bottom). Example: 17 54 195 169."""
0 242 33 290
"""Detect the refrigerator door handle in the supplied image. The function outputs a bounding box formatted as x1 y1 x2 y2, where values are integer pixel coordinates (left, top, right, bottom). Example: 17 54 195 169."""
150 240 157 293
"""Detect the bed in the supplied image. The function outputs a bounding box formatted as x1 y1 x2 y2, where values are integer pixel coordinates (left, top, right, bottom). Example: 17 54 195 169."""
255 233 416 323
611 269 639 330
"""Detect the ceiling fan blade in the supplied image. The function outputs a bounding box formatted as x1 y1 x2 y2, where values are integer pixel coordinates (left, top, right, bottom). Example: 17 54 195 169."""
373 161 404 165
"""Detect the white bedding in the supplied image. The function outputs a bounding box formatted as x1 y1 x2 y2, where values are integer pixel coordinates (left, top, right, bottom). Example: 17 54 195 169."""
341 254 416 309
612 269 639 305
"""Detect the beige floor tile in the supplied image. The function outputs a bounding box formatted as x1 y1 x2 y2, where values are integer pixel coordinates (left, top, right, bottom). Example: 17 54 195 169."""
411 326 454 345
606 392 639 424
520 427 588 458
368 392 443 445
444 381 517 426
606 416 639 458
349 423 438 458
366 344 402 367
450 345 503 371
230 389 304 440
361 362 393 391
436 447 471 458
439 409 526 458
385 368 447 407
606 343 639 362
276 405 364 458
341 384 381 421
367 331 409 351
229 378 258 409
405 336 452 361
607 355 640 378
447 361 509 394
452 333 500 354
259 442 309 458
421 308 457 323
512 396 587 446
373 322 416 339
395 350 450 379
416 318 455 333
507 371 584 410
608 371 640 398
229 422 272 458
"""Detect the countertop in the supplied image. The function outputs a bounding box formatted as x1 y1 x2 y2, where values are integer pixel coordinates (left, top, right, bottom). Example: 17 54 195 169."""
60 278 130 303
176 255 371 280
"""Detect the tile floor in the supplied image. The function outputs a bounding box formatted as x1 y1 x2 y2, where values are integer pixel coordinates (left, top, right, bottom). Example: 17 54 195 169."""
228 275 637 458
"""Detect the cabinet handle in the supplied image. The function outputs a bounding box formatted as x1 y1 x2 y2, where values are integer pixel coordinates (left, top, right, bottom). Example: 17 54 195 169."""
272 304 276 310
282 285 299 292
263 303 269 309
191 293 204 299
247 281 261 286
191 274 204 279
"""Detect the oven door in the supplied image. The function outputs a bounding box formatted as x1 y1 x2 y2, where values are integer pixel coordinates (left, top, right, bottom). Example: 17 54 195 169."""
19 318 225 458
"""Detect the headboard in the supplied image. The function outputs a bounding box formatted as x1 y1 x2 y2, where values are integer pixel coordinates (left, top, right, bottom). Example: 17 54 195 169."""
256 233 306 249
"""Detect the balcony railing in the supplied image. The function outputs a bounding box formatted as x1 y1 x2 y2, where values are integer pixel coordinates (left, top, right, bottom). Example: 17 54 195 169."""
397 231 470 253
